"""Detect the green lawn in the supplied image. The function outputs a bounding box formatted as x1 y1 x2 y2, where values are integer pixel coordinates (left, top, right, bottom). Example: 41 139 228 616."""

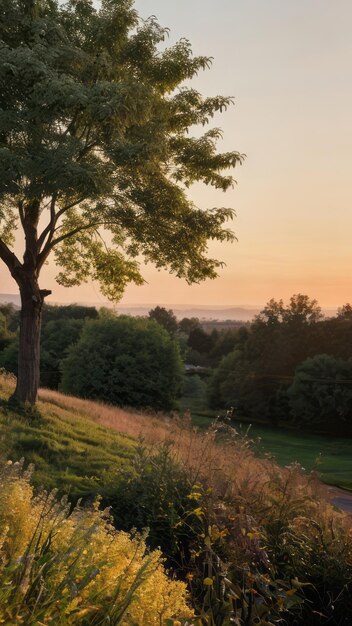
191 412 352 490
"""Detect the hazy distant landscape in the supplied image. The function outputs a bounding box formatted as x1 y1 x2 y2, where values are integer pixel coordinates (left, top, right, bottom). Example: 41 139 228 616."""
0 293 339 321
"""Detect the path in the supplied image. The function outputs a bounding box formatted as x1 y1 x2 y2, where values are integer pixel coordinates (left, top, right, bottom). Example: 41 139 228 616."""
327 486 352 513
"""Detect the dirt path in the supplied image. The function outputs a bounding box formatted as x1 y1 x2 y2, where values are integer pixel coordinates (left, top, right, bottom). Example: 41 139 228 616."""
327 486 352 513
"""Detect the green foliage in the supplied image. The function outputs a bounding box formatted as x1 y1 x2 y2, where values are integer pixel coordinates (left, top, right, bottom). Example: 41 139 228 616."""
41 318 85 389
42 304 98 325
0 380 136 499
0 335 18 374
0 0 243 298
188 327 214 355
208 350 252 411
264 466 352 625
256 294 323 326
179 317 201 336
181 374 208 412
108 443 201 570
107 440 299 625
149 306 178 337
206 294 352 430
288 354 352 430
0 304 16 351
209 328 242 362
61 316 183 410
0 314 87 389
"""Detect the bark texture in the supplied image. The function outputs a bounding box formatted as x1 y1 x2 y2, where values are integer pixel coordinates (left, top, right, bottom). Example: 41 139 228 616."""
14 279 43 405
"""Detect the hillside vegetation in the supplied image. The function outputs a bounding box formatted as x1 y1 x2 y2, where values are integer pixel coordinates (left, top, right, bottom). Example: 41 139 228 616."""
1 372 352 625
0 372 136 498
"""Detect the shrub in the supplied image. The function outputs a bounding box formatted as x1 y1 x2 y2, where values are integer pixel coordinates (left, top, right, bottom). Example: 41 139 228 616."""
288 354 352 432
107 443 202 572
61 316 183 410
0 460 193 625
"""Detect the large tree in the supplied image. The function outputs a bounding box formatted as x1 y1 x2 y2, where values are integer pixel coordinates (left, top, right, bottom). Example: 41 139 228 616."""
0 0 243 404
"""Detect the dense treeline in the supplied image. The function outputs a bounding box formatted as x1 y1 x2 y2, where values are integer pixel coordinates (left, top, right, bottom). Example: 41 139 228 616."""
1 296 352 430
207 295 352 433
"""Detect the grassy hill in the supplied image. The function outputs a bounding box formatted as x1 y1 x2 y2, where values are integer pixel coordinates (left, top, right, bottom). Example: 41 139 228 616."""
0 373 137 498
2 372 352 624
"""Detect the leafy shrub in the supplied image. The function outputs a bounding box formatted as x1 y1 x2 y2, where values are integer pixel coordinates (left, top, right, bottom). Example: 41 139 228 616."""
107 443 202 573
0 460 193 625
40 318 85 389
106 436 302 625
288 354 352 431
61 316 183 410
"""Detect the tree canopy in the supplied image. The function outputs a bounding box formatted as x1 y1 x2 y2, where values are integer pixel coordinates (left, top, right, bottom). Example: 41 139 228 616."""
148 306 178 336
0 0 243 300
288 354 352 431
0 0 243 404
61 316 183 410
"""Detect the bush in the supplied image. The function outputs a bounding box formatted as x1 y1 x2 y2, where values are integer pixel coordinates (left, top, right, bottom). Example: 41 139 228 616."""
288 354 352 432
0 460 193 625
107 443 202 573
115 426 352 626
41 318 85 389
61 316 183 410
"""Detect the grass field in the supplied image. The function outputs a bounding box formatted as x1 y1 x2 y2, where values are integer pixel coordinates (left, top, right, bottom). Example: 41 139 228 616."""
192 412 352 489
0 377 137 498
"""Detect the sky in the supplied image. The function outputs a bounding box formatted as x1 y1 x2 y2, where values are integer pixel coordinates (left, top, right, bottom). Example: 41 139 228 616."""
2 0 352 308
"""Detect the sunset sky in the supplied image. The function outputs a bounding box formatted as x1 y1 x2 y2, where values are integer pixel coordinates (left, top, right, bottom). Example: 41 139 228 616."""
2 0 352 308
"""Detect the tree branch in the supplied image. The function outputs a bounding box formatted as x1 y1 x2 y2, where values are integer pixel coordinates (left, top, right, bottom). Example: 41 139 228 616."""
49 221 104 248
36 220 110 271
37 195 87 253
0 238 22 279
37 193 57 251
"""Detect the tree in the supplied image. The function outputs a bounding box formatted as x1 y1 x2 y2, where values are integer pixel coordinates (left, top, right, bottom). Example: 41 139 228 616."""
288 354 352 432
0 0 243 405
282 294 323 326
188 326 214 354
148 306 178 337
337 303 352 321
42 304 98 325
40 318 85 388
61 316 183 410
178 317 200 336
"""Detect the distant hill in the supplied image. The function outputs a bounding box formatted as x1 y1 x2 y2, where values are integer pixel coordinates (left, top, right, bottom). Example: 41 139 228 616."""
0 293 20 308
114 305 261 321
0 294 338 321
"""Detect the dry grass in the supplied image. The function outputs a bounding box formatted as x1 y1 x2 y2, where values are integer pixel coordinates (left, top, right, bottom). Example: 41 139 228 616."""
39 386 340 525
0 373 345 526
39 387 176 443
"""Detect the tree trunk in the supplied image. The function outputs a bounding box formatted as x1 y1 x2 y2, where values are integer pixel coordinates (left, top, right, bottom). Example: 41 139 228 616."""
13 278 44 405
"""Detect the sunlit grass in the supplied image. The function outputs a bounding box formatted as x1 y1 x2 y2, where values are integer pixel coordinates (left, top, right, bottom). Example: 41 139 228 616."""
0 376 136 498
